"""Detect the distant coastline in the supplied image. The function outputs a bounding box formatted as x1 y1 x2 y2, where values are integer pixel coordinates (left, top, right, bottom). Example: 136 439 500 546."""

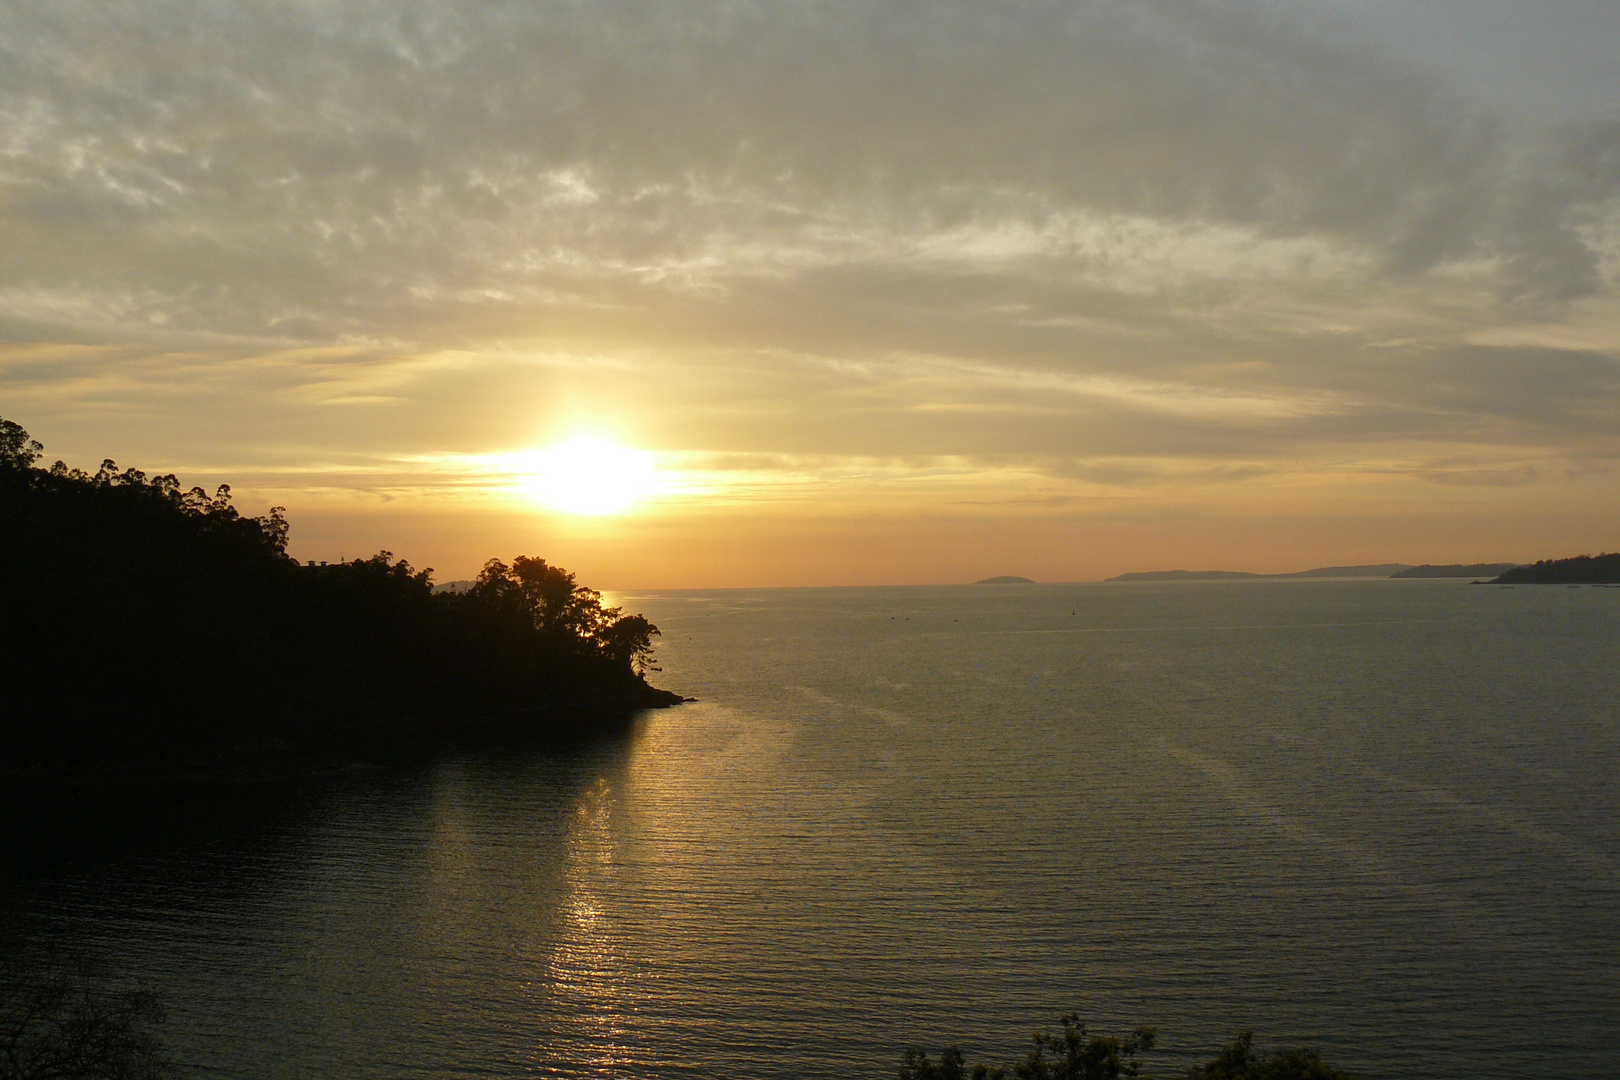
1392 563 1520 579
1109 563 1412 582
1109 562 1524 582
975 575 1035 584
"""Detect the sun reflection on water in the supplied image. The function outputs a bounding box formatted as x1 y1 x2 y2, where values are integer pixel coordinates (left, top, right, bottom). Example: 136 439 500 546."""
543 775 637 1075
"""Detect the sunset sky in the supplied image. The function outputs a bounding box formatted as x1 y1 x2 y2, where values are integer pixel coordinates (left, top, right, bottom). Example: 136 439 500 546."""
4 0 1619 587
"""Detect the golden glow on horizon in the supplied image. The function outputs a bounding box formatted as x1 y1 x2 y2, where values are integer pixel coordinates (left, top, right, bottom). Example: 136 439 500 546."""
520 435 657 516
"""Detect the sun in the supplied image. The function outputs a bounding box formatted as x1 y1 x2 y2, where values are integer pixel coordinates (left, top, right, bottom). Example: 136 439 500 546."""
522 435 657 516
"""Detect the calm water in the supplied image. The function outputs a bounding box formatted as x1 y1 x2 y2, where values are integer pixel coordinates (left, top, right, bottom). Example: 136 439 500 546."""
3 581 1618 1078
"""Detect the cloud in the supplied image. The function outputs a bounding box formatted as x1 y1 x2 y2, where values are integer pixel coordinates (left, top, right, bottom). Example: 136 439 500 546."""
1 0 1618 536
3 0 1615 343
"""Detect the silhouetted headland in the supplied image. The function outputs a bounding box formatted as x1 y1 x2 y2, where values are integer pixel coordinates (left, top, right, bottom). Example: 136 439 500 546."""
1486 553 1620 584
0 418 685 789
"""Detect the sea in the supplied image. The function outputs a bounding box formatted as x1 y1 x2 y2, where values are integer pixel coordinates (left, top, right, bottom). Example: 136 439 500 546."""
2 580 1617 1078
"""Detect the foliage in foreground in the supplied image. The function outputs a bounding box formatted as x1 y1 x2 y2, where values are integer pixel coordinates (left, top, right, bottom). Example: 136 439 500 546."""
1 958 1364 1080
900 1014 1358 1080
0 417 675 781
0 954 169 1080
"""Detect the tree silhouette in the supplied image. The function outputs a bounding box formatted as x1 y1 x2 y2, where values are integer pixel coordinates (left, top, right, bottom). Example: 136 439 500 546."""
0 954 170 1080
1185 1030 1356 1080
0 416 678 785
472 555 659 673
901 1015 1156 1080
901 1017 1359 1080
0 418 42 470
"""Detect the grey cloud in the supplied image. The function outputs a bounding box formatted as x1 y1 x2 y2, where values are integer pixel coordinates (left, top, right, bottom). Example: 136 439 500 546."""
1554 118 1620 203
2 0 1614 348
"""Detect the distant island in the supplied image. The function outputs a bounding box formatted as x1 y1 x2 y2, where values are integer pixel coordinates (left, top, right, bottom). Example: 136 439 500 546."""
975 575 1035 584
1109 564 1411 582
1487 553 1620 584
0 417 683 788
1109 562 1534 582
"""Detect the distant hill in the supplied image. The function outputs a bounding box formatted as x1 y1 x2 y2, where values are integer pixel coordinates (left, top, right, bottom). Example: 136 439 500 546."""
1109 570 1262 581
1283 564 1412 579
976 575 1035 584
1392 563 1519 579
1108 564 1410 582
1488 553 1620 584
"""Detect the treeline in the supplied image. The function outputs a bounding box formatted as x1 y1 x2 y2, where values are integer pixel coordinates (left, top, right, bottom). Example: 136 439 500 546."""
1489 553 1620 584
901 1013 1357 1080
0 418 679 784
1 951 169 1080
0 971 1362 1080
